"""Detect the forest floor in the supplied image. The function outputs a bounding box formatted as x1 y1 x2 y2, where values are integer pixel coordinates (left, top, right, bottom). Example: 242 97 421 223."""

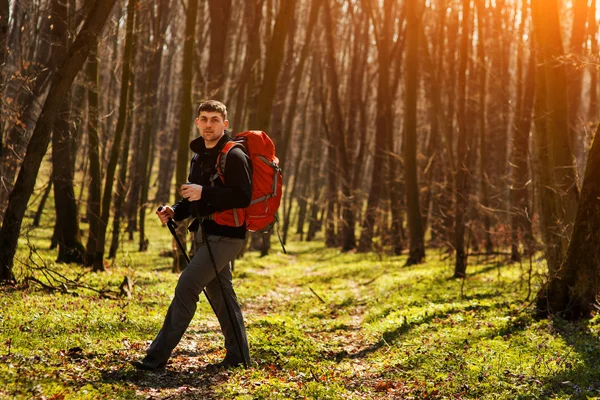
2 209 600 399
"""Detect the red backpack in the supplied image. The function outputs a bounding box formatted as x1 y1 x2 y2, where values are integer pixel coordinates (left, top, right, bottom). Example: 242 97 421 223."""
210 131 283 233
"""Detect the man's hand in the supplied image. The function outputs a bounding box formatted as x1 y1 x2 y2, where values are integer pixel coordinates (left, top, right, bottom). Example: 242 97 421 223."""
181 183 203 201
156 206 174 224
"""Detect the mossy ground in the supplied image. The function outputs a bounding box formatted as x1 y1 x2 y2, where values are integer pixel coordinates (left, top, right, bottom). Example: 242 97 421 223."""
2 178 600 399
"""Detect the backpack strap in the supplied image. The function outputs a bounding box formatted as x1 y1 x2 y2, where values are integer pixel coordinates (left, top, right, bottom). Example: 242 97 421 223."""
209 141 245 185
249 155 281 205
189 153 199 178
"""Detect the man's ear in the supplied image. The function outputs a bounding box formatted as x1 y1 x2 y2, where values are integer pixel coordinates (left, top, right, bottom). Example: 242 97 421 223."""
224 119 229 129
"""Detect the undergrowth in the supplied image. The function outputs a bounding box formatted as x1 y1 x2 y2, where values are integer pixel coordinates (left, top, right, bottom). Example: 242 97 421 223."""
2 177 600 399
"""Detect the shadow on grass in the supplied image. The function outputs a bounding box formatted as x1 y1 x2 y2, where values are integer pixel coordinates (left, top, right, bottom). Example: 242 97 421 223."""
326 302 495 362
539 319 600 399
100 364 224 395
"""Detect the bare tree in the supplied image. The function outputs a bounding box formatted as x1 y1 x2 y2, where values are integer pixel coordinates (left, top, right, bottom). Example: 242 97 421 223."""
403 0 425 265
0 0 119 283
92 0 136 272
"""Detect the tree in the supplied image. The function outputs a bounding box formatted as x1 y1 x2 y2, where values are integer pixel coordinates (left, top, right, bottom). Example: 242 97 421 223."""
173 0 199 273
453 0 472 278
509 0 536 262
536 124 600 319
403 0 425 265
531 0 580 275
206 0 232 99
51 0 85 264
0 0 119 283
85 42 102 266
92 0 136 272
358 0 395 252
0 0 9 152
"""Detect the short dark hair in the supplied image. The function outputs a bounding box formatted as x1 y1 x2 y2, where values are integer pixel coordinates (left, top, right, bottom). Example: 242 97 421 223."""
196 100 227 120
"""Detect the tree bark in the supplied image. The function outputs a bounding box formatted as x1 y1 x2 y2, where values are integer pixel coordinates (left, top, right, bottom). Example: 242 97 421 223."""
531 0 580 275
358 0 394 252
567 0 588 170
108 44 137 259
173 0 199 273
92 0 136 272
588 0 598 124
0 0 9 156
33 177 52 227
322 0 355 251
85 43 102 266
474 0 493 255
51 0 85 264
536 124 600 319
207 0 231 99
453 0 472 278
404 0 425 265
0 0 119 283
248 0 297 130
510 3 536 262
278 0 321 168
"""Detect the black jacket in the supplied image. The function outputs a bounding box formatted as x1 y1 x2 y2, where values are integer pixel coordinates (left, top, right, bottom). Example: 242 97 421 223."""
171 133 252 239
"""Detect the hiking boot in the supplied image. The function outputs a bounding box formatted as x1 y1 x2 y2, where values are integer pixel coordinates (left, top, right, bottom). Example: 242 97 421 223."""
131 355 167 371
205 358 245 371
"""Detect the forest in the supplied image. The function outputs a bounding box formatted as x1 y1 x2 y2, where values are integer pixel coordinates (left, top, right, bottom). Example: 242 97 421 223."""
1 0 600 398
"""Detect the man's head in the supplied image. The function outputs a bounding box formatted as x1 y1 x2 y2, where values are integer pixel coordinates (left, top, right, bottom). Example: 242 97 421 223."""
195 100 229 148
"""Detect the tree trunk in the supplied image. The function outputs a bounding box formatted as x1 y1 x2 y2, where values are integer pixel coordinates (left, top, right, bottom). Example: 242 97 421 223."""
207 0 231 99
248 0 297 130
474 0 493 255
536 124 600 319
419 0 445 236
532 47 564 276
154 38 177 206
278 0 321 167
0 4 58 223
282 90 310 244
588 0 598 124
0 0 9 155
510 4 536 262
567 0 588 176
85 43 102 266
33 177 52 227
173 0 199 273
453 0 472 278
532 0 580 275
0 0 119 283
108 47 137 259
404 0 425 265
322 0 354 251
53 93 86 264
232 0 262 130
358 0 394 252
50 0 85 264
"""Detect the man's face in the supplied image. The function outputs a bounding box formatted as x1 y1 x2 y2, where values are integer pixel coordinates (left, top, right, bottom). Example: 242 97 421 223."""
196 111 228 146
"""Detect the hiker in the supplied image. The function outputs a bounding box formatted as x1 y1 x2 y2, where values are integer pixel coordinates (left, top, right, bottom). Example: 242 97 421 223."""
133 100 252 371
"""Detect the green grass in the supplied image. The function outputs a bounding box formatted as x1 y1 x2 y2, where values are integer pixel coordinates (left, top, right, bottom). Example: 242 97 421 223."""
3 171 600 398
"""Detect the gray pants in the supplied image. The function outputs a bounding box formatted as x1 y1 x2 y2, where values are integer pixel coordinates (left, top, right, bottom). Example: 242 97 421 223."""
146 234 249 366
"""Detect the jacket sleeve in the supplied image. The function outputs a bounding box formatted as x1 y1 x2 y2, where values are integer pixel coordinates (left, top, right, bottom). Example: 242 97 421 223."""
194 147 252 216
171 197 191 221
170 155 197 221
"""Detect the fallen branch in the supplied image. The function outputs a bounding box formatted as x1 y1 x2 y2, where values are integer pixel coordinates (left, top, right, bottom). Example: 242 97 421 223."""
15 236 133 300
308 287 326 304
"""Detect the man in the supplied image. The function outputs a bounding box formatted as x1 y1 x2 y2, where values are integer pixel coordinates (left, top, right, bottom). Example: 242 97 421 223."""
133 100 252 370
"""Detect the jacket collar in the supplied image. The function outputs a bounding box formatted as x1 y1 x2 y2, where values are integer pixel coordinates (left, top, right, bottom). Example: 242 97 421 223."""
190 131 230 154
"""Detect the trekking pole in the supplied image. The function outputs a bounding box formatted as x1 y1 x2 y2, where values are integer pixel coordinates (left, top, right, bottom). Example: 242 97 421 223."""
201 220 249 368
157 207 217 315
